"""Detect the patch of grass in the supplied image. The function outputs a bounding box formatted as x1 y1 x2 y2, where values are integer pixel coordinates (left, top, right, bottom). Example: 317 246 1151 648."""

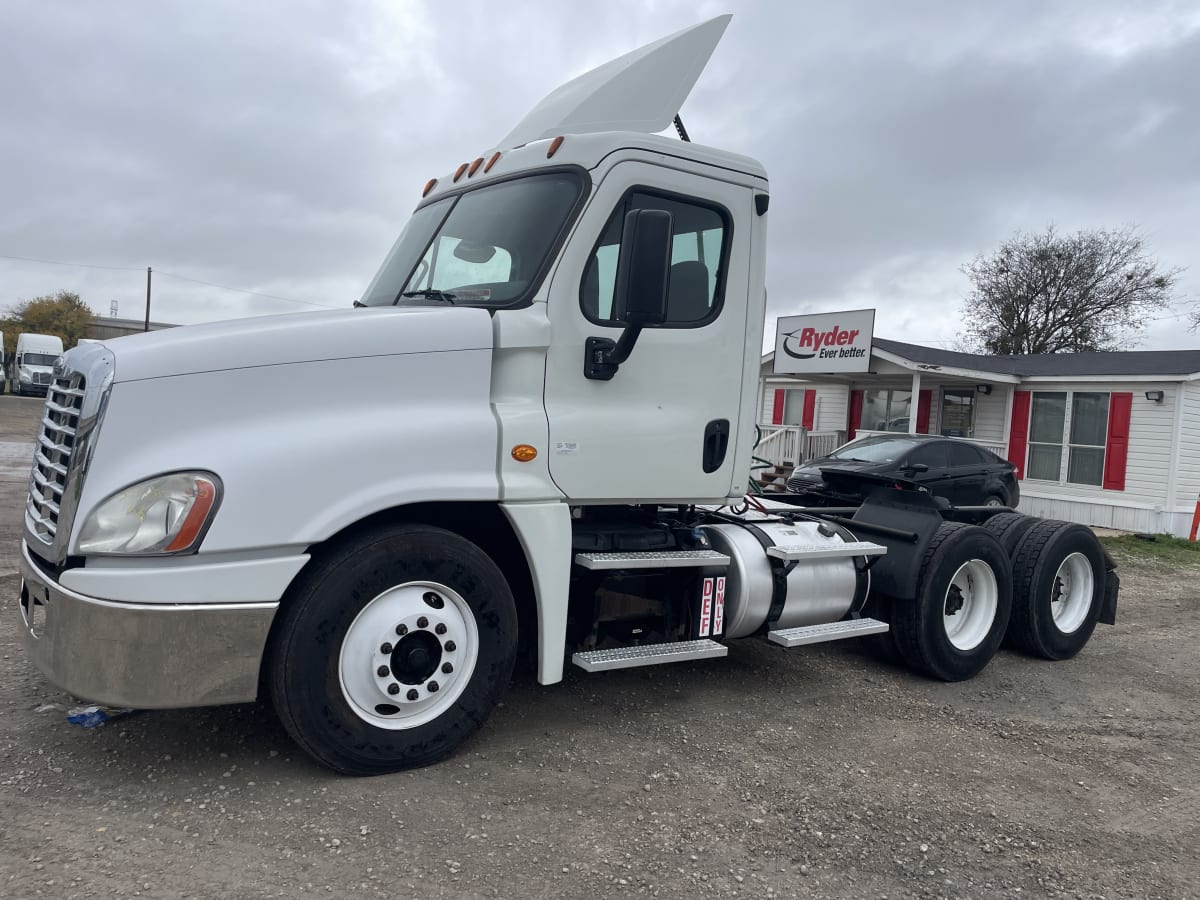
1101 533 1200 567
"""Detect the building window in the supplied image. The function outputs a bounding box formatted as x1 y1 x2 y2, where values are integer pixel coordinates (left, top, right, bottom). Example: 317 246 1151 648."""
940 389 975 438
1027 391 1108 486
862 389 912 432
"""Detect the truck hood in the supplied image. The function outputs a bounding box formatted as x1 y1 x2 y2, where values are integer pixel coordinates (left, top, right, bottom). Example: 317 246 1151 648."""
100 306 495 383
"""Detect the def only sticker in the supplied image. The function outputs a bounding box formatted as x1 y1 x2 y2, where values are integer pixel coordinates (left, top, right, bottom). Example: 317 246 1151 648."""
698 576 725 638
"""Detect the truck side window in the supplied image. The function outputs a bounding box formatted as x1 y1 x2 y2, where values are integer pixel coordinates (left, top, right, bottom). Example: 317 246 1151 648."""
581 190 729 327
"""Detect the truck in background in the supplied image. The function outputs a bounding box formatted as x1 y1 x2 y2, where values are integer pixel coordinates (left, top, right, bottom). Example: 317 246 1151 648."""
10 333 64 397
16 17 1118 775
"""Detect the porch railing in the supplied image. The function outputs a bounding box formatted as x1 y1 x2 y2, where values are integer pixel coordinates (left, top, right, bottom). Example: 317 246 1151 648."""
755 426 847 466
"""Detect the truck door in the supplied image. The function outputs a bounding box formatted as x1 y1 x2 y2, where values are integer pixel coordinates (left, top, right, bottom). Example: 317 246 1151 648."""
542 160 753 502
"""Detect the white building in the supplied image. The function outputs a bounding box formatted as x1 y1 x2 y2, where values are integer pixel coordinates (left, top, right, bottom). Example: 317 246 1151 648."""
758 338 1200 537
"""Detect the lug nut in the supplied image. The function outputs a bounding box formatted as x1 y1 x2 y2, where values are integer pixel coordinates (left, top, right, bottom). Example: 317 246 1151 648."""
435 623 447 635
377 665 390 677
406 689 419 701
442 662 453 674
417 616 429 629
444 641 456 652
380 642 393 654
428 681 440 693
395 624 408 636
423 592 445 609
387 683 400 695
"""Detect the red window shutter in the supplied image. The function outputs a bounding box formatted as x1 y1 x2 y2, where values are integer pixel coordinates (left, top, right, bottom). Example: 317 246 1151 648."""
1103 392 1133 491
1008 391 1031 480
848 390 864 440
916 390 932 434
801 390 816 430
771 389 785 425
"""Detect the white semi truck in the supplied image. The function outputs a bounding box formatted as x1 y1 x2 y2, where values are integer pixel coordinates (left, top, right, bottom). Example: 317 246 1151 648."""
18 17 1117 775
10 332 64 397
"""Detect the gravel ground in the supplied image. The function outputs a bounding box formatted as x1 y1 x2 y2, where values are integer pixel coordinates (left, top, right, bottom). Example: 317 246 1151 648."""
0 392 1197 899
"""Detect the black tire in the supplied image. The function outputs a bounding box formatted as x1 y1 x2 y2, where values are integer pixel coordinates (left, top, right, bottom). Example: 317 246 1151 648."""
1007 520 1106 660
269 524 518 775
981 512 1039 556
891 522 1012 681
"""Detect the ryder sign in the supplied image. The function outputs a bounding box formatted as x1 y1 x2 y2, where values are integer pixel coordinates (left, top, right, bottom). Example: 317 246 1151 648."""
773 309 875 375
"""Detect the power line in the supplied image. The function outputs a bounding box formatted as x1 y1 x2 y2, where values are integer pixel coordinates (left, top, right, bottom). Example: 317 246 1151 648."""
0 252 338 309
0 252 143 272
154 270 333 308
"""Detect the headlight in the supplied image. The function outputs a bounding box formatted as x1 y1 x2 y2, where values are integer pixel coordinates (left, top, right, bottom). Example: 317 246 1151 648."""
77 472 221 555
18 370 30 382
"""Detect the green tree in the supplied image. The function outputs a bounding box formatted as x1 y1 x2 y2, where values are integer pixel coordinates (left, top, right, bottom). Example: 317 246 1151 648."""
960 226 1180 354
2 290 94 357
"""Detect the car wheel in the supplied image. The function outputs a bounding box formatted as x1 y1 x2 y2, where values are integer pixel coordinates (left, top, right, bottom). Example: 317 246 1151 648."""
983 494 1006 508
891 522 1012 681
269 524 518 775
1007 520 1106 660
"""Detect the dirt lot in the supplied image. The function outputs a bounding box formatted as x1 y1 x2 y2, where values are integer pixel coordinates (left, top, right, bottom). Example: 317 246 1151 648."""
0 392 1197 899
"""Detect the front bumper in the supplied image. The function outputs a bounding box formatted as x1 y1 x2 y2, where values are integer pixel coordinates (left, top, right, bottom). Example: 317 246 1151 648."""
18 541 278 708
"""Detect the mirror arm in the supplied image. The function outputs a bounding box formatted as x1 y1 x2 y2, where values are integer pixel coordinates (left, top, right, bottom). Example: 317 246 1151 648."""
584 327 643 381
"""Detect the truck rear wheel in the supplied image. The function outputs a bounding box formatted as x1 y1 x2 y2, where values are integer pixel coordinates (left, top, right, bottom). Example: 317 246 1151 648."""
1007 520 1105 660
269 524 517 775
892 523 1012 681
981 511 1038 556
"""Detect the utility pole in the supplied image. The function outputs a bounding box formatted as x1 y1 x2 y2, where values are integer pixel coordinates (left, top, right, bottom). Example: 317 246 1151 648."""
144 267 152 332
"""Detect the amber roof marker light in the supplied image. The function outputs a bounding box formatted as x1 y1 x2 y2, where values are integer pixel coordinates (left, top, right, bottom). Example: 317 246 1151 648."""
468 157 485 177
422 178 438 197
484 152 501 173
453 163 469 182
547 136 565 158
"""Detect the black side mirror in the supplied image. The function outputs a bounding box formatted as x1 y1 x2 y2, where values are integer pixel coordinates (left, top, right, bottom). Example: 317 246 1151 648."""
585 209 672 380
902 462 929 474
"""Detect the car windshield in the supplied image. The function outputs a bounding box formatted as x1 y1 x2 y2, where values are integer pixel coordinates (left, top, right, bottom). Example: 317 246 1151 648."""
22 353 58 366
358 171 585 308
827 436 919 463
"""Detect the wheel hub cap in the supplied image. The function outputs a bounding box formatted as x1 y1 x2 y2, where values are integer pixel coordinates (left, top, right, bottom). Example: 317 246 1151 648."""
338 581 478 730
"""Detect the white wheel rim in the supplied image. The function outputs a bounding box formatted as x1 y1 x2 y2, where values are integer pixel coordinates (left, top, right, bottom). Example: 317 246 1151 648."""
338 581 479 730
942 559 998 651
1050 552 1093 634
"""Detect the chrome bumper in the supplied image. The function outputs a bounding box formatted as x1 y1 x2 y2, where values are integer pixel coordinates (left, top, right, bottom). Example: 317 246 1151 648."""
18 541 278 708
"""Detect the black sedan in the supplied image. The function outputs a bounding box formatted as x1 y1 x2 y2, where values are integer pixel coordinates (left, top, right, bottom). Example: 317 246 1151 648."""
785 434 1019 508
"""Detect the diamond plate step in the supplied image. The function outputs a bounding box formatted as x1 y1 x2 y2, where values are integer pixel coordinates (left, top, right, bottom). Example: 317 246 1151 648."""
767 541 887 562
574 550 730 570
767 617 890 648
572 639 728 672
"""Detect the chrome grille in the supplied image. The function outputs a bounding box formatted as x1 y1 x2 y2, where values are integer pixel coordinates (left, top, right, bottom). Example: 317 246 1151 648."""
28 374 86 541
34 371 52 386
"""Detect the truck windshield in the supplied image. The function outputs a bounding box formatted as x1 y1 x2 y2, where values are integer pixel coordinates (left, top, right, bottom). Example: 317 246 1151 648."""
359 171 585 308
21 353 58 366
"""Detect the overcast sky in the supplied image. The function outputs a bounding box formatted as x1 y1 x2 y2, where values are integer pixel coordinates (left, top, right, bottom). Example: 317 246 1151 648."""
1 0 1197 351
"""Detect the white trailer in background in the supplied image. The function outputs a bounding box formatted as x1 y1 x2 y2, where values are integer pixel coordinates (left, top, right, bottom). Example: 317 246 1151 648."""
17 17 1118 775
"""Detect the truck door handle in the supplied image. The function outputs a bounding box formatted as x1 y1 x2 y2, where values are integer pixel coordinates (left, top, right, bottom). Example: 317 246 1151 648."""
702 419 730 473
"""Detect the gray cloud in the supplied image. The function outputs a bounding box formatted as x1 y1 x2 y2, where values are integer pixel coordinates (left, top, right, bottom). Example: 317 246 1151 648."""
1 0 1196 350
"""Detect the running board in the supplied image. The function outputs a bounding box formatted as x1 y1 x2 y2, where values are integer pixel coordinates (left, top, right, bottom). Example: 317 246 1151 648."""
767 541 887 562
572 639 728 672
768 617 890 648
574 550 730 570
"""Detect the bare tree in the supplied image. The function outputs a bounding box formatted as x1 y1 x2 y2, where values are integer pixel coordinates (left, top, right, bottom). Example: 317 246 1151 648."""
960 226 1180 355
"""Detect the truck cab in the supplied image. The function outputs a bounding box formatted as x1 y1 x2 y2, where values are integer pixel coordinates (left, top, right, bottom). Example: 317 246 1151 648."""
16 17 1116 775
11 332 64 397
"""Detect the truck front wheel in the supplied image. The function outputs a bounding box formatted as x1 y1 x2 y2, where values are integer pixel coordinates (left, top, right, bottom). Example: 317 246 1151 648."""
269 524 518 775
891 523 1012 681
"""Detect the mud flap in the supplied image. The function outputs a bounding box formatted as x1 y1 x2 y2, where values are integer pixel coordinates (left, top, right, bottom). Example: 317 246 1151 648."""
1099 568 1119 626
